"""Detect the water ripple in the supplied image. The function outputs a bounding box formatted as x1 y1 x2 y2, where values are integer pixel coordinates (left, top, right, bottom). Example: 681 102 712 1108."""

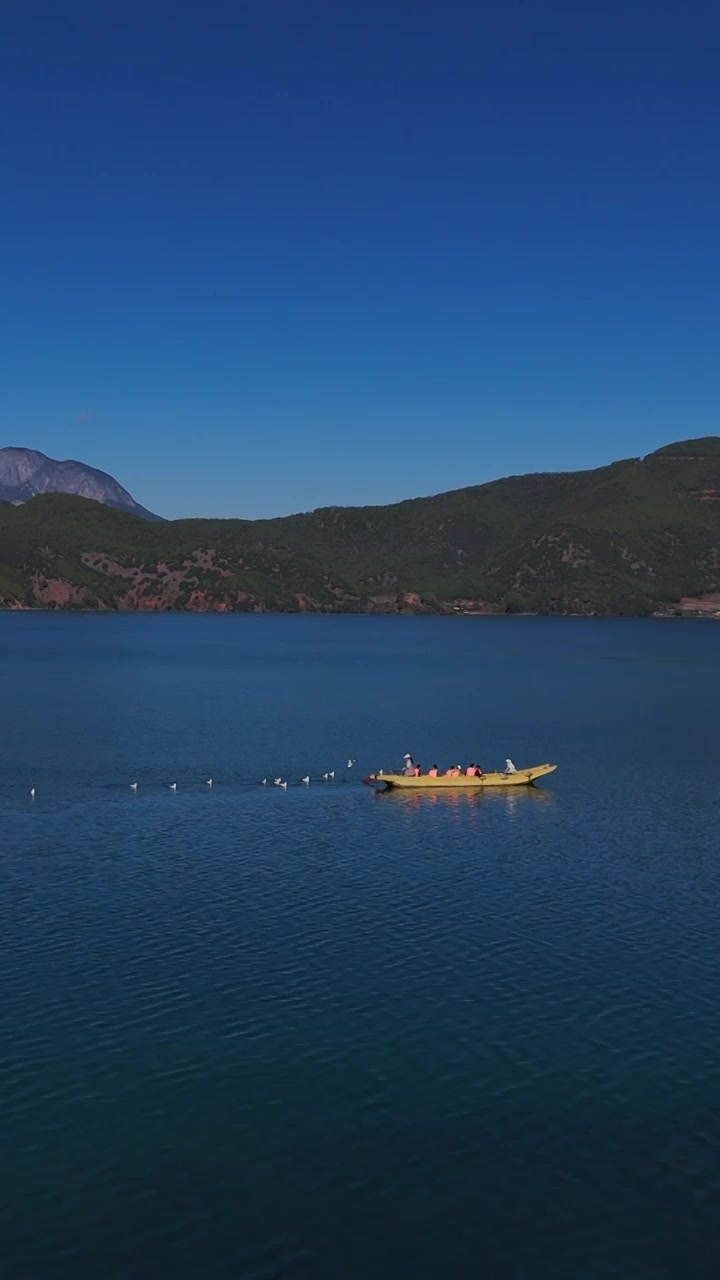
2 616 720 1278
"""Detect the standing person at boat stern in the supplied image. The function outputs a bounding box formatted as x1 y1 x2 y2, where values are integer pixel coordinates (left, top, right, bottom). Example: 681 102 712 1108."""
402 754 416 776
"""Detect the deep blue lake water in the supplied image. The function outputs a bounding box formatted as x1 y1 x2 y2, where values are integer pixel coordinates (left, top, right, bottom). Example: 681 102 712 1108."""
1 614 719 1279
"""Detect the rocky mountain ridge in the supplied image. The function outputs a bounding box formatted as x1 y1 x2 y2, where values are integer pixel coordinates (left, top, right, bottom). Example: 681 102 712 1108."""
0 447 160 520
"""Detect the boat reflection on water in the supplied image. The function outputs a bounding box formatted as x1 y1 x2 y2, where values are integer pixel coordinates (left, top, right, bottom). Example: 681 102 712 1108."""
375 785 556 817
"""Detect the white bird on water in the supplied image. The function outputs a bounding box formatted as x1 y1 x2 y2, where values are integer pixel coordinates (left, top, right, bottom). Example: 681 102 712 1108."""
273 777 283 786
30 787 35 798
279 780 288 790
261 778 268 786
302 775 310 785
130 782 138 791
347 759 356 769
206 778 213 787
169 782 177 791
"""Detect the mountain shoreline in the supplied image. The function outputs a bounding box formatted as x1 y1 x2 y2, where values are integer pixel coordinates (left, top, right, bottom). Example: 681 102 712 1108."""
1 593 718 620
1 437 719 617
2 604 718 618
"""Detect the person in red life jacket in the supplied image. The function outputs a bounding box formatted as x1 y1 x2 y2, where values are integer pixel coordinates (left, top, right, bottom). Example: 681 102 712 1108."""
413 764 422 777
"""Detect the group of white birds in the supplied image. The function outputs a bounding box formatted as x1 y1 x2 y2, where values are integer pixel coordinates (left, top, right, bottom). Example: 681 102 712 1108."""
27 761 359 798
261 759 357 789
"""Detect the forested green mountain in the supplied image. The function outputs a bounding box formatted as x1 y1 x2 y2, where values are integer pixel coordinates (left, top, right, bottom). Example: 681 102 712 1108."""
1 438 719 615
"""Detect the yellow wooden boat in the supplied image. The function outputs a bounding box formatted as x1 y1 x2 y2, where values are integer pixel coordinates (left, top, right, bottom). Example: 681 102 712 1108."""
363 764 557 790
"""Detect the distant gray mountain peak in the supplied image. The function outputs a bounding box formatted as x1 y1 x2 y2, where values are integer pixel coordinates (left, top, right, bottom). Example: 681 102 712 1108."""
0 446 161 520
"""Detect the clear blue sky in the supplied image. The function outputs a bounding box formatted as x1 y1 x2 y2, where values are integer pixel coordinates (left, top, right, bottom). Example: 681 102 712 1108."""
1 1 718 518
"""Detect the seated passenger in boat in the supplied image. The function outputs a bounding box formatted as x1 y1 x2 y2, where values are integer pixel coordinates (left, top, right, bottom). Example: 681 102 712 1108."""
445 764 462 777
427 765 439 778
413 764 422 777
465 763 476 777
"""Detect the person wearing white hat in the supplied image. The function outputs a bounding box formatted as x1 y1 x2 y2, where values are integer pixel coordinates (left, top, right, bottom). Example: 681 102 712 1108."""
505 758 517 774
402 753 416 776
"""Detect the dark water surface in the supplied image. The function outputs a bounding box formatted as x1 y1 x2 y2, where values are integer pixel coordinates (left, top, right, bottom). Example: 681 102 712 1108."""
1 615 719 1279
